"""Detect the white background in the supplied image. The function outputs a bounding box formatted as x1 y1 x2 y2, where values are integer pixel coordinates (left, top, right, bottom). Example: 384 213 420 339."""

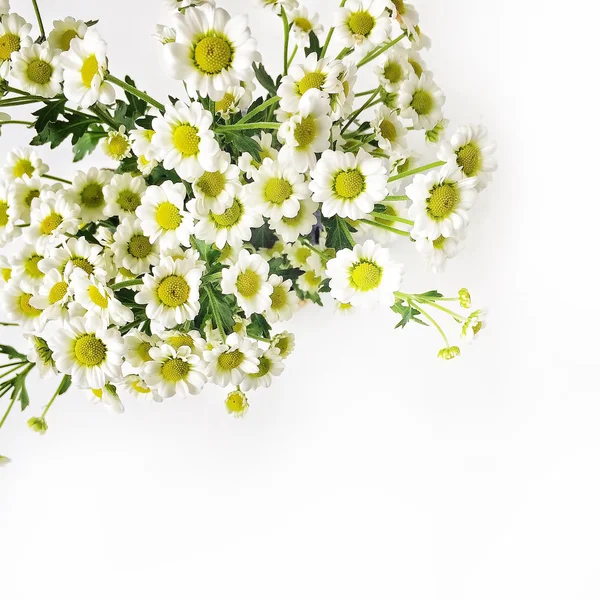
1 0 599 598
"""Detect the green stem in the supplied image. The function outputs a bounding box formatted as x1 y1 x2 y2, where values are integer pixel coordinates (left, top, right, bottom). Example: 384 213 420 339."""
247 332 271 343
43 174 72 185
357 33 407 68
0 364 27 381
320 0 347 58
3 85 29 96
341 87 380 135
358 218 410 237
301 239 330 261
90 105 119 130
206 285 226 342
0 397 16 429
40 376 68 420
389 160 445 182
287 45 298 68
215 122 280 132
0 322 18 327
408 300 449 346
110 278 143 291
105 73 165 112
421 300 467 322
31 0 46 39
355 88 379 98
0 120 34 126
369 212 413 226
0 361 27 370
384 195 410 201
238 95 281 124
281 7 290 76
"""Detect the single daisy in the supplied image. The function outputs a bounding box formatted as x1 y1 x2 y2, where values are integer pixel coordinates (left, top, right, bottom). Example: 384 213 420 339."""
10 175 50 222
10 43 63 98
376 47 413 93
39 236 108 280
0 279 45 331
326 239 403 307
297 252 326 294
2 147 48 181
240 346 284 391
137 154 158 176
285 240 313 269
130 126 156 159
224 388 249 417
371 105 407 158
413 229 466 273
0 13 32 79
165 4 259 101
152 100 220 182
157 329 205 356
387 0 419 35
309 148 388 220
154 24 176 45
136 181 195 250
112 216 160 275
271 197 318 243
189 150 239 215
47 17 87 53
397 72 445 131
335 0 392 56
264 274 299 322
88 383 124 413
64 167 113 223
289 7 324 48
103 173 147 219
124 330 159 370
102 126 132 162
203 332 259 387
120 374 159 402
214 81 255 118
270 331 295 359
29 268 72 323
10 241 47 287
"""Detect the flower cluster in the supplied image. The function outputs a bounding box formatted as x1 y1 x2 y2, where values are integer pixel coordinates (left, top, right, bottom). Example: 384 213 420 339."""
0 0 495 447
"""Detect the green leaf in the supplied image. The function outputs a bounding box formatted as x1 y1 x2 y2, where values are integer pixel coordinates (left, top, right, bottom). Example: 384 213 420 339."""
416 290 443 299
392 301 428 329
246 314 271 340
11 372 30 411
0 345 27 360
305 31 322 57
323 216 356 251
72 126 105 162
115 156 138 174
31 112 96 149
124 75 148 119
85 19 99 27
57 375 72 396
250 220 277 250
220 130 261 160
190 237 221 267
253 63 277 95
32 98 66 133
199 285 235 338
136 115 155 130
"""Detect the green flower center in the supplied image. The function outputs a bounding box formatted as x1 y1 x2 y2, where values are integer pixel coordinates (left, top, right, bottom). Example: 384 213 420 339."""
274 337 289 356
25 189 40 207
157 275 190 307
197 171 226 198
456 142 481 177
161 357 190 382
295 247 311 264
81 54 99 88
172 124 199 156
40 212 63 235
411 90 433 115
334 169 365 199
27 59 53 85
379 119 397 141
294 17 313 32
74 334 107 367
350 261 382 292
211 198 242 228
0 201 9 227
155 202 182 231
71 257 94 274
0 33 20 61
194 36 233 75
215 92 235 113
303 270 321 287
168 333 193 350
136 341 153 362
13 159 34 178
432 235 446 249
297 71 326 95
24 255 44 279
80 182 105 208
1 267 11 282
236 270 261 297
348 11 375 36
251 356 271 379
48 281 68 304
60 29 78 51
294 115 317 148
383 61 403 84
217 349 244 371
427 183 459 219
270 285 287 310
128 234 152 259
89 285 109 309
264 178 293 205
117 189 141 212
107 134 129 158
408 58 423 78
19 293 42 317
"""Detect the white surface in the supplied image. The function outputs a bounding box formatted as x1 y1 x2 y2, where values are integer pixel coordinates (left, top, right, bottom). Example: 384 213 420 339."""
1 0 599 598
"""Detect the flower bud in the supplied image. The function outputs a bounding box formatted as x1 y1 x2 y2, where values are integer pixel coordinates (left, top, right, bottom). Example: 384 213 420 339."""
0 455 11 467
437 346 461 360
458 288 471 309
27 417 48 434
225 389 249 417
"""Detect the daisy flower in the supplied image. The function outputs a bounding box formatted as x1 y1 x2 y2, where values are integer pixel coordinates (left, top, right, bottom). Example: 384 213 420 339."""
240 346 284 391
39 237 108 280
264 274 299 322
238 132 278 179
134 255 204 331
11 241 47 287
376 47 413 93
0 181 18 246
189 150 239 215
24 190 81 248
10 43 63 98
47 17 87 52
224 388 249 417
297 252 326 294
103 173 147 219
50 315 124 389
326 239 403 307
64 167 113 223
371 106 407 158
310 148 388 220
278 89 332 173
157 329 205 355
335 0 392 56
29 268 72 323
437 125 497 191
0 279 45 331
285 240 313 269
124 330 159 370
330 60 357 120
278 52 344 114
2 147 48 181
10 175 49 222
397 73 445 131
25 334 57 378
413 229 466 273
130 126 156 159
214 81 255 118
102 126 132 162
0 13 32 78
136 181 195 250
137 155 158 176
61 29 115 108
165 4 259 101
271 197 318 243
154 24 176 45
406 164 478 241
271 331 295 359
144 344 207 400
112 216 160 275
152 100 220 182
203 332 259 387
120 374 158 402
388 0 419 35
89 384 124 413
289 8 324 48
221 249 273 315
245 158 310 221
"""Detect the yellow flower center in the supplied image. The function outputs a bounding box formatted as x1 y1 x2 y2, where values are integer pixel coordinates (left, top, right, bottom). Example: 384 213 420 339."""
80 182 104 208
303 270 321 287
19 293 42 317
236 270 261 297
60 29 78 51
48 281 68 304
91 388 103 398
107 134 129 159
350 261 382 292
297 71 326 95
161 357 190 382
251 355 271 378
294 247 311 264
383 61 403 84
294 115 317 148
74 334 107 366
264 178 292 205
294 17 313 32
274 336 289 356
168 333 194 350
225 390 248 414
432 235 446 249
13 159 34 178
217 349 244 371
1 267 11 282
0 201 9 227
71 257 94 274
411 90 433 115
40 212 63 235
117 189 141 212
408 58 423 78
270 285 287 310
211 198 242 228
172 124 200 156
194 35 233 74
135 341 153 362
81 54 99 88
25 189 40 207
427 183 459 219
24 255 44 279
130 379 151 394
197 170 226 198
379 119 397 141
128 234 152 259
0 33 20 61
215 92 235 113
27 59 53 85
348 11 375 37
157 275 190 307
456 142 481 177
334 169 365 199
155 202 182 231
89 285 109 309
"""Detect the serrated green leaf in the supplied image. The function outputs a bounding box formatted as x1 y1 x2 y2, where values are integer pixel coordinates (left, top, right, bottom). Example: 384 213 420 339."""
250 220 277 250
57 375 72 396
246 314 271 340
306 31 322 57
73 126 105 162
32 98 66 133
253 63 277 95
220 130 261 160
124 75 148 119
416 290 443 299
31 112 96 149
323 216 356 251
0 345 27 360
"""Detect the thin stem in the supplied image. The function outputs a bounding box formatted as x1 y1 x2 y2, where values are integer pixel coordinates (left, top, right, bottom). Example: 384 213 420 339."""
421 300 467 322
341 87 381 135
90 105 119 130
247 332 271 343
110 278 143 291
215 122 280 132
408 300 449 346
301 239 330 261
281 7 290 76
0 364 27 381
358 218 410 237
287 45 298 68
31 0 46 39
40 376 68 419
389 160 445 182
384 195 410 201
0 322 18 327
355 88 379 98
0 120 34 126
238 95 281 124
105 73 165 112
369 212 413 227
0 397 16 429
357 33 407 68
3 85 29 96
43 174 72 185
0 361 27 370
320 0 347 58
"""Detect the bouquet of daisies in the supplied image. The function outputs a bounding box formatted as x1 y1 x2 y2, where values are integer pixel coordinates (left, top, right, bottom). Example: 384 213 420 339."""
0 0 496 449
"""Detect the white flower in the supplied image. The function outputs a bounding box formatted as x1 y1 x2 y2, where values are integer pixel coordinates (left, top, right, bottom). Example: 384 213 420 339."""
47 17 87 52
29 268 71 323
240 346 284 391
271 197 318 243
326 239 403 307
135 255 204 331
154 24 176 45
10 241 47 287
310 148 388 219
130 127 156 159
70 270 134 327
397 72 445 131
375 46 413 92
224 388 249 417
112 216 160 275
0 180 18 246
278 89 332 173
203 332 259 387
189 150 239 215
102 126 132 161
414 229 466 273
165 4 259 101
121 374 158 401
214 81 255 118
144 344 207 400
0 279 45 331
61 29 115 108
271 331 295 359
50 315 124 389
245 158 310 222
24 190 81 248
406 165 477 241
2 147 48 181
264 274 299 322
10 175 50 222
437 125 497 191
25 334 57 378
0 254 12 288
39 237 108 280
152 100 220 182
221 249 273 315
371 105 407 158
137 154 158 176
388 0 419 35
0 13 32 78
64 167 113 223
255 0 298 14
278 52 343 114
335 0 392 56
136 181 195 250
103 173 147 219
330 60 357 120
124 330 159 370
297 252 325 293
238 132 278 179
89 384 124 413
289 7 324 48
157 329 205 355
10 43 63 98
461 309 486 342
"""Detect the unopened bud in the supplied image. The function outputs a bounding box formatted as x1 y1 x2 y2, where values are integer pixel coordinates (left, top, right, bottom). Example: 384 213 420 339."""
27 417 48 435
458 288 471 309
438 346 461 360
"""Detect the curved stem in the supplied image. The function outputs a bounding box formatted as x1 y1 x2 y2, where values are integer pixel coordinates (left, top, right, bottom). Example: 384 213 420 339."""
238 95 280 124
409 300 449 346
389 160 445 182
0 397 16 429
281 7 290 76
341 87 381 135
215 122 280 132
0 120 34 126
357 33 407 68
31 0 46 39
358 218 410 237
43 174 72 185
110 278 143 291
90 105 119 130
0 322 18 327
368 212 414 227
287 45 298 69
301 239 330 261
320 0 347 58
421 300 467 322
40 376 69 420
105 73 165 112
